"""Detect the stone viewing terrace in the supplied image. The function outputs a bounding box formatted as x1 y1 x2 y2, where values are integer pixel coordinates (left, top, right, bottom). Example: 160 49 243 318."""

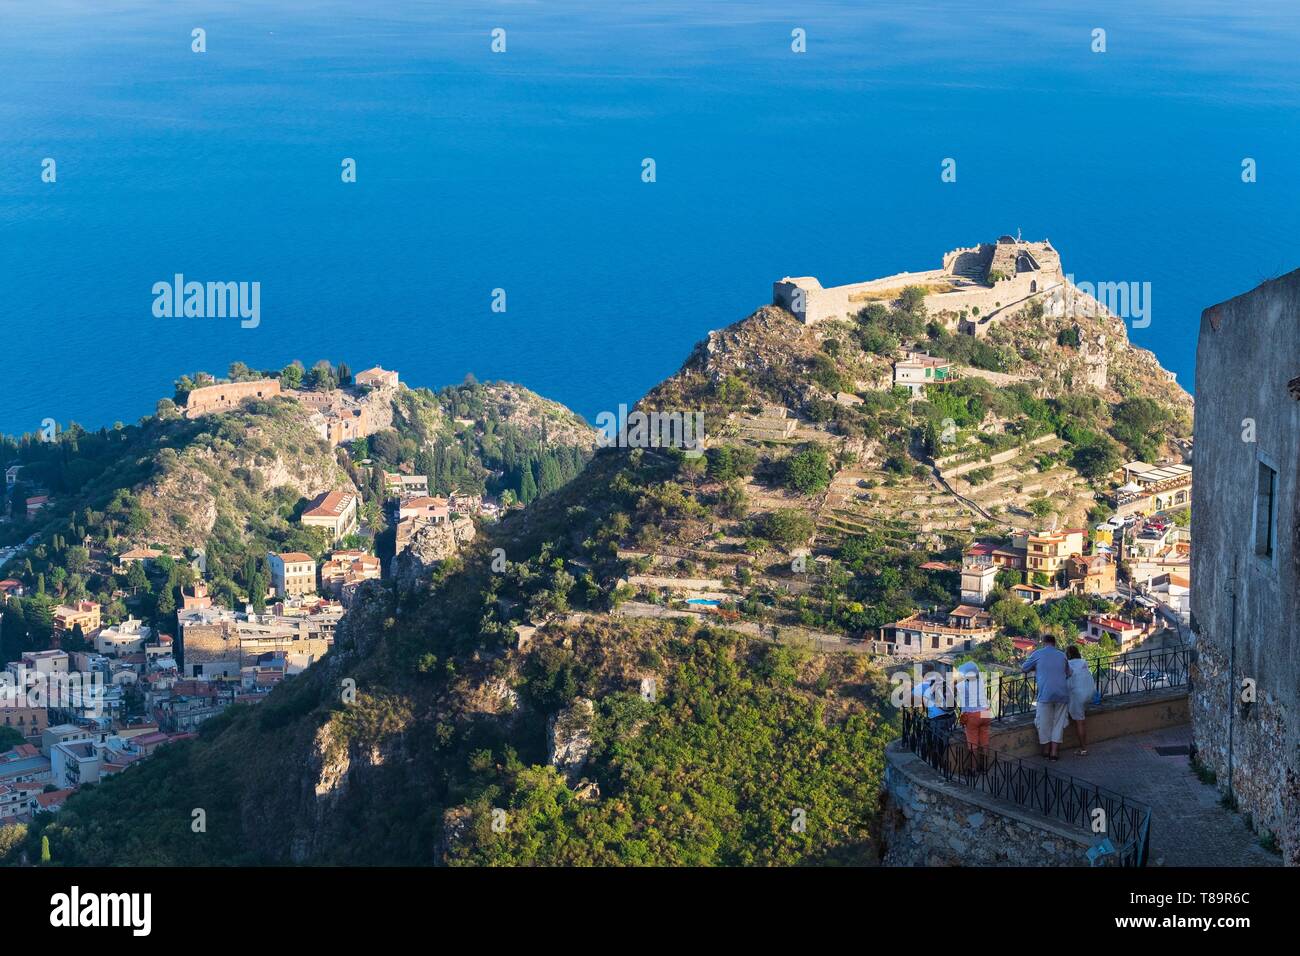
1015 724 1277 866
881 645 1280 866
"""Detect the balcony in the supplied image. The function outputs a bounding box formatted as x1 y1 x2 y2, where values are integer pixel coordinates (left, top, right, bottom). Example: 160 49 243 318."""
883 645 1279 866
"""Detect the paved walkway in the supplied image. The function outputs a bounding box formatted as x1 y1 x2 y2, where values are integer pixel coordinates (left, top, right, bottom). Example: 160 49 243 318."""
1020 725 1279 866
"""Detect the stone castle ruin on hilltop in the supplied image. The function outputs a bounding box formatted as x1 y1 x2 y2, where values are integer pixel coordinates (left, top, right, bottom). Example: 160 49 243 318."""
774 235 1065 334
182 367 399 446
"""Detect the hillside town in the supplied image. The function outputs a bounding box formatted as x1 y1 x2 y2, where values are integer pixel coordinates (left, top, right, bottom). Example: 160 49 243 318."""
0 365 519 826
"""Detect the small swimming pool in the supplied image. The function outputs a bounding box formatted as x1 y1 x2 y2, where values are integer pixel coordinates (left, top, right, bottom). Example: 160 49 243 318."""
686 599 721 607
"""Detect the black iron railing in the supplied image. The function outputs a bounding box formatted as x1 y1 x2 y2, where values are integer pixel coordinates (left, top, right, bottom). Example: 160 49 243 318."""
900 708 1152 866
995 643 1189 721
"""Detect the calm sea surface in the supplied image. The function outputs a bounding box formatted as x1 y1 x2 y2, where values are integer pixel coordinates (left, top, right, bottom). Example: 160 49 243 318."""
3 0 1300 435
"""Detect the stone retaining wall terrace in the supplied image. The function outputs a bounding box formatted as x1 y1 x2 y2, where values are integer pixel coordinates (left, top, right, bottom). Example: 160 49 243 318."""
881 743 1113 866
880 692 1186 866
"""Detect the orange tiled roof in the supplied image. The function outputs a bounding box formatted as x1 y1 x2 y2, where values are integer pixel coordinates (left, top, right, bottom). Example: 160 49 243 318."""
303 490 355 518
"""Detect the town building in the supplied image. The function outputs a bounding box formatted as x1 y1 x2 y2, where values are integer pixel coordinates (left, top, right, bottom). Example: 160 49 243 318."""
880 606 997 657
40 723 91 756
398 496 450 523
0 745 51 787
965 541 1026 572
19 649 69 676
1147 571 1190 624
1082 614 1146 650
959 554 998 607
51 739 101 788
383 472 430 499
157 682 237 732
1064 553 1117 595
35 788 74 813
892 352 954 398
178 603 341 678
1093 521 1120 548
355 366 400 391
1024 529 1085 579
181 582 213 610
0 781 40 821
53 601 102 637
395 496 453 552
300 490 359 542
1008 582 1065 604
319 550 381 599
116 546 163 569
94 618 151 658
0 704 48 741
267 552 317 599
1113 461 1192 518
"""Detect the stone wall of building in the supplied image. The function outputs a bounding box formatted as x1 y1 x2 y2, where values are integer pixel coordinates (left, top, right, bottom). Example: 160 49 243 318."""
184 379 281 417
1191 270 1300 866
1191 637 1300 863
880 745 1111 866
775 239 1064 327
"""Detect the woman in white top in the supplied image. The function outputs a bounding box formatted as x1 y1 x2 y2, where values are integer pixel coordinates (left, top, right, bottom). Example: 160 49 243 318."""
956 662 992 765
1065 645 1096 756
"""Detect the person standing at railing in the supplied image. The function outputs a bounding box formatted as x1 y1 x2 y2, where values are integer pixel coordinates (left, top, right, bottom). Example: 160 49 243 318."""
956 661 992 768
1065 645 1095 756
915 671 956 739
1021 634 1070 761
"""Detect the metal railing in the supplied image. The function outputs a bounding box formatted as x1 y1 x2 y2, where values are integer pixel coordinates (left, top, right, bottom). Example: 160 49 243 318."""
900 708 1152 866
995 643 1189 721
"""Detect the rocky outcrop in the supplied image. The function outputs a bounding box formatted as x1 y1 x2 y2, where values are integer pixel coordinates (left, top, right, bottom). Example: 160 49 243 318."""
135 403 353 549
392 516 476 590
546 697 595 786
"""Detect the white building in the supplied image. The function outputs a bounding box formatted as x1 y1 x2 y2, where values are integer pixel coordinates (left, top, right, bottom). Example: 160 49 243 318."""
892 352 955 398
959 556 999 607
267 552 317 599
51 739 100 788
94 618 151 658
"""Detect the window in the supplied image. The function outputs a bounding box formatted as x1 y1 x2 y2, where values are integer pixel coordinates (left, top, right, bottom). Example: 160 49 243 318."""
1254 461 1277 559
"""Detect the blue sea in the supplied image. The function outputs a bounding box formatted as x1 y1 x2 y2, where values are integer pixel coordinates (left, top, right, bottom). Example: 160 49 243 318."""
4 0 1300 438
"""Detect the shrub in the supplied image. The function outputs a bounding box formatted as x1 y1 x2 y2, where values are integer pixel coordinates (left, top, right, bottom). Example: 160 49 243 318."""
758 510 816 547
784 445 832 495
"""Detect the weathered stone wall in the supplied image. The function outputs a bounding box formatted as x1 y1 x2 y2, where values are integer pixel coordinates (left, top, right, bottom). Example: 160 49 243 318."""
1191 270 1300 866
184 379 281 417
774 241 1064 327
881 745 1111 866
1191 638 1299 863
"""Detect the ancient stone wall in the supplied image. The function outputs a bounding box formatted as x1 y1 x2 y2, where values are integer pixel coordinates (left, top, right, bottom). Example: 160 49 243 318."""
184 379 282 417
880 745 1112 866
1190 637 1299 863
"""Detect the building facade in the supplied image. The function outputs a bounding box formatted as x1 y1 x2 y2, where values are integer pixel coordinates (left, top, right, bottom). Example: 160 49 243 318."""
268 552 317 599
1191 271 1300 865
1025 529 1085 578
301 490 359 542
